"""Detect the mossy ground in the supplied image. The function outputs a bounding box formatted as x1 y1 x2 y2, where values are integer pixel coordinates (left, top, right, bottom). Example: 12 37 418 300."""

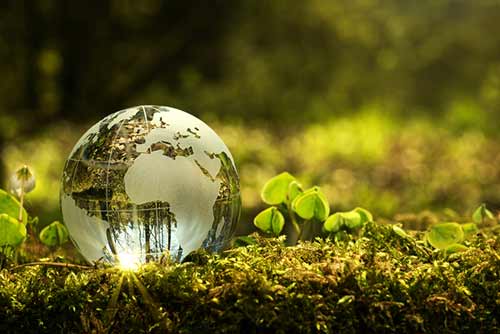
1 222 499 334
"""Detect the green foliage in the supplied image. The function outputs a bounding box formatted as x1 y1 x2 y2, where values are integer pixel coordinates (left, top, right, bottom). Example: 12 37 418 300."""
354 207 373 224
253 207 285 236
1 223 500 333
0 178 69 264
323 208 373 242
392 225 409 238
324 211 361 233
0 213 26 248
216 115 500 224
444 243 469 254
286 180 303 203
291 186 330 221
39 221 69 248
260 172 296 205
254 172 376 244
423 214 486 254
323 213 345 233
424 221 484 255
472 203 495 224
462 223 480 237
0 189 27 224
425 222 465 250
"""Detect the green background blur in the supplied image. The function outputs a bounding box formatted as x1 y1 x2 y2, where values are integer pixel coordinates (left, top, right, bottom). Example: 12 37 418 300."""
1 0 500 230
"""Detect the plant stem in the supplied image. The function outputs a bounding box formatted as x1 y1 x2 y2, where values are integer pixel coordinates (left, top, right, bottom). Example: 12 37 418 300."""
18 179 24 222
291 220 300 235
297 220 309 241
286 201 302 242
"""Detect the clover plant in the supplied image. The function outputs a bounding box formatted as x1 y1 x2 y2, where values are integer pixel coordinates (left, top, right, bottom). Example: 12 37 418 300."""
10 165 36 222
472 203 495 224
0 166 70 266
39 221 70 248
0 213 27 260
323 207 373 241
424 203 496 254
253 172 373 243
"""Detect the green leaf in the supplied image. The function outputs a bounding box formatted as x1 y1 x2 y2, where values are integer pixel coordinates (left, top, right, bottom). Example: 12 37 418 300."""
291 187 330 221
0 189 28 224
253 207 285 236
324 213 344 233
354 207 373 224
444 243 468 254
39 221 69 247
343 211 363 229
0 213 27 247
337 295 355 305
261 172 296 205
425 222 464 250
324 210 364 233
286 181 303 204
462 223 479 238
392 225 409 238
271 213 285 235
472 204 494 223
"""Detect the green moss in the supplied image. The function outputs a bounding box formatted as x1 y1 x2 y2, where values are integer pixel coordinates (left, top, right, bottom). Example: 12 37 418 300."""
1 222 499 333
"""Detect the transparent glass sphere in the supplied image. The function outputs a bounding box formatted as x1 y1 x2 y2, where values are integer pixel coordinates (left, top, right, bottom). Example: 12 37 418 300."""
61 105 241 265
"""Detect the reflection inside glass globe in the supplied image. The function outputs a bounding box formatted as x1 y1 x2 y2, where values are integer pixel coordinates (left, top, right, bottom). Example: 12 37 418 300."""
118 251 140 271
61 105 241 265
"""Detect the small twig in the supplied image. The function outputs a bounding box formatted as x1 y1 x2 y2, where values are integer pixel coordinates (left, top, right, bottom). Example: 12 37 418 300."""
9 261 94 271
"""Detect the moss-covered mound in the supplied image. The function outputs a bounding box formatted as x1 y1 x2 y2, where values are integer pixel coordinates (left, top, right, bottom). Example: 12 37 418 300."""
1 222 499 334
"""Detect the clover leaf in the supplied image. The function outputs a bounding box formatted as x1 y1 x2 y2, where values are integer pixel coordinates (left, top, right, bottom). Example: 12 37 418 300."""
425 222 464 250
444 243 468 254
324 213 344 233
0 189 28 224
291 186 330 221
286 180 303 204
324 208 372 233
354 207 373 224
0 213 27 248
261 172 296 205
472 204 494 224
324 211 360 232
461 222 479 238
254 207 285 236
39 221 69 247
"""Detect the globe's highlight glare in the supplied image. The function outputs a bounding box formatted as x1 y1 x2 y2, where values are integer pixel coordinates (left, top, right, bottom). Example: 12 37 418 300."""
117 251 140 271
61 105 241 265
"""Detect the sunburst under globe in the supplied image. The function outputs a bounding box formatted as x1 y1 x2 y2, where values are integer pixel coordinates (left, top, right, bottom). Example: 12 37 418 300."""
61 105 241 265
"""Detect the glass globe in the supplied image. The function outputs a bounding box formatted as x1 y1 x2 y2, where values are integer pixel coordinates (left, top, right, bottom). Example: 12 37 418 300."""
61 105 241 265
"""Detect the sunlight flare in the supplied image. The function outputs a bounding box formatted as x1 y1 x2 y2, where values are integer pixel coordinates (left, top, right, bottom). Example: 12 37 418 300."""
117 252 140 271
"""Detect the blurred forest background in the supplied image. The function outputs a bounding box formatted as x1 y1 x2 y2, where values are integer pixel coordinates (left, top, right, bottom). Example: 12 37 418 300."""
2 0 500 229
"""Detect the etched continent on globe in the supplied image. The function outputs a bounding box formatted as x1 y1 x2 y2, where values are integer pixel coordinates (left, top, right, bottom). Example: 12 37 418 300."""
61 106 241 264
